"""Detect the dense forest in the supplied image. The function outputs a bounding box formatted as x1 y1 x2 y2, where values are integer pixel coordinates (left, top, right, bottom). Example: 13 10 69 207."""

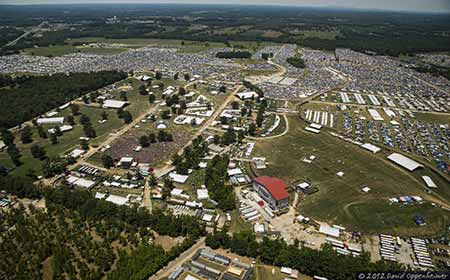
286 56 306 68
0 176 204 279
206 229 405 280
0 71 126 128
216 51 252 59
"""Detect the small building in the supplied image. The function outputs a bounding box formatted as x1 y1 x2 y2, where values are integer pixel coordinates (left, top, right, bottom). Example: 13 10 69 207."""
0 140 5 151
422 176 437 189
252 176 289 213
105 194 128 206
387 153 423 171
102 99 128 109
236 91 258 100
118 157 134 168
37 117 64 125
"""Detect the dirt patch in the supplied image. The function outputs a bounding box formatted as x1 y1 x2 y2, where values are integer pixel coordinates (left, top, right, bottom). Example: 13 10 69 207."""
262 31 283 38
152 231 186 252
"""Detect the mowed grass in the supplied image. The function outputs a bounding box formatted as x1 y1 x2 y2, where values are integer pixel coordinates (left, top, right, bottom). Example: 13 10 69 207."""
253 116 450 236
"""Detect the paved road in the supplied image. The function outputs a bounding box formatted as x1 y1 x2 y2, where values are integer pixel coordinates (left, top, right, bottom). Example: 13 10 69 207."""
148 237 206 280
4 21 46 48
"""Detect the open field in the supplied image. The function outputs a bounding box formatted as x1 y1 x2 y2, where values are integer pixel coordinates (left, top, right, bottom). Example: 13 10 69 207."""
253 116 450 236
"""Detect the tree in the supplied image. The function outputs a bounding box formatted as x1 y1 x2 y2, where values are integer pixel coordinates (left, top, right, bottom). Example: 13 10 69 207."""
148 94 156 104
121 111 132 124
37 125 48 139
241 107 247 117
101 111 108 120
53 126 62 137
148 133 156 143
155 71 162 80
120 91 128 101
160 110 170 120
30 144 46 160
80 139 89 150
220 116 228 125
248 123 256 136
71 104 80 116
82 95 90 104
231 101 239 110
219 85 226 93
7 144 21 166
66 115 75 126
50 133 58 145
79 114 91 126
222 127 236 145
20 126 33 144
173 72 179 80
184 73 191 81
139 85 147 95
101 154 114 169
42 157 67 178
1 128 14 146
178 87 186 95
139 135 150 147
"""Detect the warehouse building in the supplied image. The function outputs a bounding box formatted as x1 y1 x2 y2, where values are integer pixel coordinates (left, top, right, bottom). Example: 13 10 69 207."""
252 176 289 213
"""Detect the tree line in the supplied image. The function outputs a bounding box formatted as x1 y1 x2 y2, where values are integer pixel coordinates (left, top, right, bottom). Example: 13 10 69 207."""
206 229 405 280
0 71 126 128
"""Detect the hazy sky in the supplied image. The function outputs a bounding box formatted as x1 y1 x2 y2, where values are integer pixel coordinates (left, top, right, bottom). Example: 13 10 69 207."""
1 0 450 13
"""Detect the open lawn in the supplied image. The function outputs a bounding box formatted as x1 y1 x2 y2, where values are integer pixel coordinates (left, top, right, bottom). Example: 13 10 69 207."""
253 116 450 236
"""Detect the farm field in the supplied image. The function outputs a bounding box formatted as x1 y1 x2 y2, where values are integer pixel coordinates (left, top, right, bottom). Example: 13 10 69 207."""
253 116 450 236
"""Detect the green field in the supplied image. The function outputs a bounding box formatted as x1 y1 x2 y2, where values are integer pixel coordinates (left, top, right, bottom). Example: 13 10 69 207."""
253 116 450 236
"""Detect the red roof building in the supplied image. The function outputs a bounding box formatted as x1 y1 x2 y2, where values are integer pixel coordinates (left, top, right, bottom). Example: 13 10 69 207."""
252 176 289 212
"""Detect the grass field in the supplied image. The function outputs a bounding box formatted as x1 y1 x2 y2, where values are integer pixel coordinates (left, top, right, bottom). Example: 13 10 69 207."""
253 116 450 236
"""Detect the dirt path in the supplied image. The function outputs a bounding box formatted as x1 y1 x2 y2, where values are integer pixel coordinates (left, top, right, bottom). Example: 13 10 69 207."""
148 237 205 280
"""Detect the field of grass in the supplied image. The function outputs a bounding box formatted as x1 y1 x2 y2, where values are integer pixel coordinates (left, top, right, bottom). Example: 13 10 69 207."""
253 116 450 236
414 112 450 124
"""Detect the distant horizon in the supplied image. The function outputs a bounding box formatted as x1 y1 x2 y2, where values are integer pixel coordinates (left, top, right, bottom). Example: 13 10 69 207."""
0 0 449 14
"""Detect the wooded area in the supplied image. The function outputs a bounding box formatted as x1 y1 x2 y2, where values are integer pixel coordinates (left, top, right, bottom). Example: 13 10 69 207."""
0 71 126 128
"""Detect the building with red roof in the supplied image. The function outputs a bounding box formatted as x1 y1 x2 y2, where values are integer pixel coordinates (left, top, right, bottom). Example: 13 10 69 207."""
252 176 289 213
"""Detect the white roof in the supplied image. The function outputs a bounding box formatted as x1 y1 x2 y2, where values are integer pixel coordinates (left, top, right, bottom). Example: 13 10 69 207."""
197 189 209 200
227 168 243 176
37 117 64 125
95 192 107 199
202 213 214 222
60 125 73 132
362 187 371 193
368 109 384 121
298 182 310 189
360 143 381 154
281 267 293 274
319 224 340 237
105 194 128 206
73 178 96 189
310 123 322 130
169 173 189 183
0 140 6 150
119 157 134 163
103 99 127 109
305 127 320 134
236 91 258 99
336 171 344 177
422 176 437 188
170 188 184 196
184 275 200 280
387 153 423 171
